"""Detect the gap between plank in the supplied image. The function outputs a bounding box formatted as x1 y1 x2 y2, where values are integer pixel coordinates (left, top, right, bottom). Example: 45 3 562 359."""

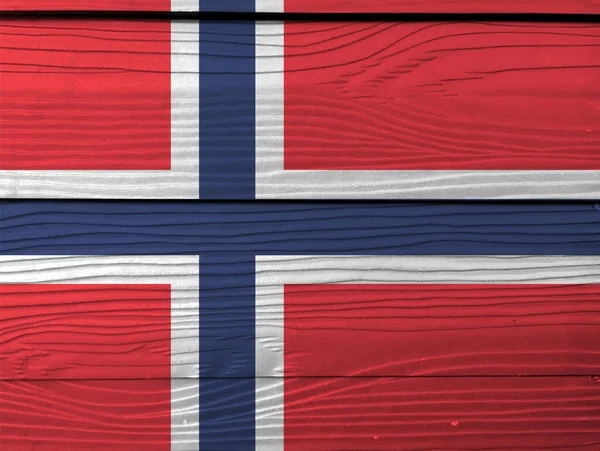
0 11 599 22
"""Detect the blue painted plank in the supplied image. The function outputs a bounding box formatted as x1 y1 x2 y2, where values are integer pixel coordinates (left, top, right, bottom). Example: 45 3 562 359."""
2 201 599 255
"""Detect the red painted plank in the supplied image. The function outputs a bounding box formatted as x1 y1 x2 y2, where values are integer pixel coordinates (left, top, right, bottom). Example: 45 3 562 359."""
0 380 171 451
283 22 600 170
283 0 600 14
0 20 171 170
1 0 598 13
280 376 600 451
283 284 600 376
0 284 171 380
0 1 171 11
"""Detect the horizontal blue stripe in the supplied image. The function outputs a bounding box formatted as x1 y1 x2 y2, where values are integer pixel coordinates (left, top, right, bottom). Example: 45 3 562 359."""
2 201 599 256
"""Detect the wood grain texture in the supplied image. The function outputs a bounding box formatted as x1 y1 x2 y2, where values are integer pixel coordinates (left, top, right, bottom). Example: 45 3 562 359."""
273 283 600 377
0 284 172 380
2 201 599 256
255 20 600 199
272 0 600 14
0 0 190 11
255 376 600 451
2 21 598 199
1 0 598 13
0 20 171 170
1 203 599 448
0 379 199 451
255 255 600 377
0 256 200 379
282 22 599 170
0 20 200 198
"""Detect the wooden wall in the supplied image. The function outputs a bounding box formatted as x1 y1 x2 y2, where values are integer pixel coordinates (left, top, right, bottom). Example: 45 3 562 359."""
0 2 599 451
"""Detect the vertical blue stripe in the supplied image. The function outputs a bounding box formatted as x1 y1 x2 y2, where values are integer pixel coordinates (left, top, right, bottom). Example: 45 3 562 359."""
199 19 256 199
199 0 255 12
199 254 256 450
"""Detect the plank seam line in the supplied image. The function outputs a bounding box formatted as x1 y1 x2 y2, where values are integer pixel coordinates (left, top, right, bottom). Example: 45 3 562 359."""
1 199 599 207
1 11 599 22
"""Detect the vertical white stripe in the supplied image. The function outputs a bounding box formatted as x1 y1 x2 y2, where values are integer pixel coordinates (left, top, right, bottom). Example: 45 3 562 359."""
255 21 284 198
255 21 285 449
256 257 285 451
171 0 199 11
171 256 200 451
255 0 284 12
171 379 200 451
172 21 200 199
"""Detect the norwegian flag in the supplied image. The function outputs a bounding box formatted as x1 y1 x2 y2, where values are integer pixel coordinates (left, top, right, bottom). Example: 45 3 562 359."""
2 16 599 199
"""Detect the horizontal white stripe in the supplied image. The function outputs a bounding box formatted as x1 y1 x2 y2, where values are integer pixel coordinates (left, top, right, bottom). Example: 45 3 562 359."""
256 255 600 286
0 255 200 451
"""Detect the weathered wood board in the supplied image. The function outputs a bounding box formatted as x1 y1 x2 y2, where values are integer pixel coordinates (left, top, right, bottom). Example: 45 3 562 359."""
255 255 600 377
255 376 600 450
2 377 599 450
1 0 598 14
1 201 599 450
0 256 200 380
2 254 599 380
1 379 199 451
1 20 598 198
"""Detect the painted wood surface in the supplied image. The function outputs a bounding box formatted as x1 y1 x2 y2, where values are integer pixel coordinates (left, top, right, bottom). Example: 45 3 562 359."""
255 255 600 377
2 377 599 450
0 19 200 198
255 376 600 451
1 0 598 14
1 202 599 449
2 255 598 379
0 379 199 451
2 201 600 256
1 20 598 198
0 1 185 11
255 20 600 198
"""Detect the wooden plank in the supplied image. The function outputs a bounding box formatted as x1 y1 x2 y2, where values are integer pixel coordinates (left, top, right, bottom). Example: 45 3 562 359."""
0 379 199 451
2 377 598 450
255 255 600 377
0 256 200 380
1 21 598 199
0 19 199 198
0 1 188 11
255 376 600 451
2 255 598 379
255 20 600 198
1 201 599 256
0 0 598 14
265 0 600 14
